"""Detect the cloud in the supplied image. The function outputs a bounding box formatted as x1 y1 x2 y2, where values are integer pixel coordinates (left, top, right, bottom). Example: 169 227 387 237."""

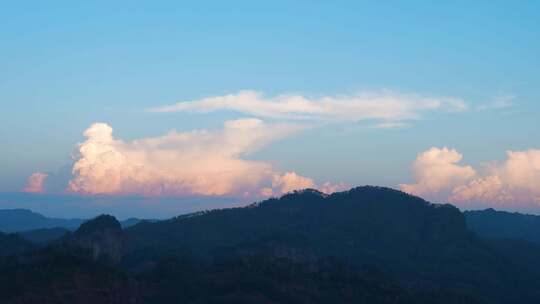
150 90 467 126
23 172 48 193
476 95 514 111
67 120 342 197
319 181 349 194
400 147 540 208
399 147 476 199
259 173 348 197
370 122 410 129
272 172 316 194
450 150 540 205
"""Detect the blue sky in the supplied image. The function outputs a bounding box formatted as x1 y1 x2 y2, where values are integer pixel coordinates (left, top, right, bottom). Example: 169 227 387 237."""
1 1 539 216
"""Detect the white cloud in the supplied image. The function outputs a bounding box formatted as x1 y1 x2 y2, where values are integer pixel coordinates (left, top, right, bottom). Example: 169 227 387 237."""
399 147 476 199
67 120 341 197
476 95 514 111
450 149 540 205
370 122 410 129
23 172 48 193
319 181 349 194
401 147 540 207
272 172 316 194
150 90 467 125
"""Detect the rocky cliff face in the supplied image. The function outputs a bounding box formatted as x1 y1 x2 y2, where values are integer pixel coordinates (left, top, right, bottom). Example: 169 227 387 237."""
68 215 124 263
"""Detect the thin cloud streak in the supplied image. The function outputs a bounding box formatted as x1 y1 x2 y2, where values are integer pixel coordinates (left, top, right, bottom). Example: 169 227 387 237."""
150 90 468 126
476 95 514 111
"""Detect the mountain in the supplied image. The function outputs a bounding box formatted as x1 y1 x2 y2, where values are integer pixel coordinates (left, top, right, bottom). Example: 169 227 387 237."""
0 248 139 304
65 214 125 263
0 214 481 304
123 187 540 303
0 208 145 234
465 209 540 243
0 209 83 232
125 187 488 271
3 186 540 303
121 218 144 229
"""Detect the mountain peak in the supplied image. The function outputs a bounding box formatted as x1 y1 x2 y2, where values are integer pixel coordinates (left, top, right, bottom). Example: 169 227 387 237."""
286 188 328 198
75 214 121 236
70 215 124 263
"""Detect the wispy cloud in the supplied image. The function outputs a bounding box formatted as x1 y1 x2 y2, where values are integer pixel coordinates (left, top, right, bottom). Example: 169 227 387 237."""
150 90 468 126
476 95 514 111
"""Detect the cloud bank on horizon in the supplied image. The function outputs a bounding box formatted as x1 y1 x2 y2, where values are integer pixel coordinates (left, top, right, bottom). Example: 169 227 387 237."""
400 147 540 208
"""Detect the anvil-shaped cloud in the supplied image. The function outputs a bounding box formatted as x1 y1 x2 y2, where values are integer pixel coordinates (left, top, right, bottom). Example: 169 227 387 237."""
62 119 343 197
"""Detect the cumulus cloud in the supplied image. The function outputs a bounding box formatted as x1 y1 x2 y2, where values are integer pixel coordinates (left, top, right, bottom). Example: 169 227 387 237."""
319 181 349 194
272 172 316 194
23 172 48 193
67 120 342 197
150 90 467 127
259 173 348 197
450 150 540 205
399 147 476 199
401 147 540 207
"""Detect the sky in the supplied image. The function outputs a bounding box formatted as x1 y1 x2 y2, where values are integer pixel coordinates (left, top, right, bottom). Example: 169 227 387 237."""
1 1 539 217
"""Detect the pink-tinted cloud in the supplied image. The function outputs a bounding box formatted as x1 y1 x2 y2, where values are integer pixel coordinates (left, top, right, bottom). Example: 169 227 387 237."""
401 147 540 208
67 120 342 197
23 172 49 193
319 182 349 194
450 150 540 206
272 172 316 194
399 147 476 199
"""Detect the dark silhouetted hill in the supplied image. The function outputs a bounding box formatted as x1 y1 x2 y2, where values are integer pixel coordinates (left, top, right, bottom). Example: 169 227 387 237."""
465 209 540 243
0 232 35 257
124 187 520 301
0 249 140 304
18 227 70 244
4 187 540 303
65 215 126 263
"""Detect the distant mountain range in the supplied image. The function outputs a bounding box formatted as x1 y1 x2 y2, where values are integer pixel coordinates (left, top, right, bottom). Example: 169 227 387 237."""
6 199 540 245
3 187 540 303
0 208 145 233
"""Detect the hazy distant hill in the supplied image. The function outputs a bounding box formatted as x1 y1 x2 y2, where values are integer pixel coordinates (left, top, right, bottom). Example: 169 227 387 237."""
0 209 83 232
465 209 540 243
0 209 144 233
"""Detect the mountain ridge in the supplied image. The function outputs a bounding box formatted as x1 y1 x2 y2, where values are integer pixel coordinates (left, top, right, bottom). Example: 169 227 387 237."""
0 208 146 233
3 186 540 303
